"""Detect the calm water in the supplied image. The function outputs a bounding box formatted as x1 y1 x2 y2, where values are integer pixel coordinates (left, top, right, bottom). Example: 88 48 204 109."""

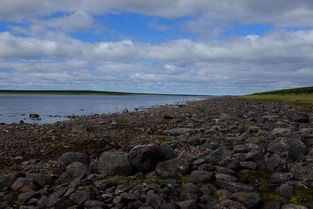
0 95 205 124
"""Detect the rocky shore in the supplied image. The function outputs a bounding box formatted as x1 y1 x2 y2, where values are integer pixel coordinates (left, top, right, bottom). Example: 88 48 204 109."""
0 97 313 209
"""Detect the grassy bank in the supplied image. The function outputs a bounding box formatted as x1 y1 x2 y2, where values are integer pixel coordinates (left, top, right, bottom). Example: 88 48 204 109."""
241 87 313 105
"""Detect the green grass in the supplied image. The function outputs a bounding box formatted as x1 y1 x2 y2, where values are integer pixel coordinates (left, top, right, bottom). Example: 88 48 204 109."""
241 86 313 105
242 94 313 105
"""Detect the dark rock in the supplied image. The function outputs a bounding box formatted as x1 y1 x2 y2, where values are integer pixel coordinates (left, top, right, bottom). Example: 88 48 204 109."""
272 128 291 136
97 151 132 176
290 165 313 181
264 153 287 172
271 173 293 184
164 128 201 136
160 203 177 209
69 189 96 205
179 183 203 200
216 181 254 193
18 190 40 205
213 200 247 209
189 170 214 184
65 162 90 179
275 184 293 198
84 200 105 209
176 200 198 209
207 147 234 165
239 162 257 170
29 114 40 119
268 137 306 160
155 158 191 178
281 204 308 209
11 177 39 193
128 144 176 173
233 192 261 208
0 173 20 187
146 190 164 209
215 174 237 182
58 152 90 166
94 179 113 191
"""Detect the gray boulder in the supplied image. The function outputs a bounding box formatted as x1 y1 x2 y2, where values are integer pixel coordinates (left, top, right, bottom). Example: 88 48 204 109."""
97 151 132 176
58 152 90 166
155 158 190 178
268 137 306 160
128 144 176 173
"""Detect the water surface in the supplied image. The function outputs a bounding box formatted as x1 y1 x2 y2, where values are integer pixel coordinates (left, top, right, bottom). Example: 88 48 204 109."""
0 95 205 124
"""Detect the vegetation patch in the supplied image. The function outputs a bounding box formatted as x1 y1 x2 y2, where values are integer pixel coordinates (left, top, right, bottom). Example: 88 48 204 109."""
290 186 313 207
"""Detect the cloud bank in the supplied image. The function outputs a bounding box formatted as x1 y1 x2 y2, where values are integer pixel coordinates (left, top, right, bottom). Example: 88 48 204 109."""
0 0 313 94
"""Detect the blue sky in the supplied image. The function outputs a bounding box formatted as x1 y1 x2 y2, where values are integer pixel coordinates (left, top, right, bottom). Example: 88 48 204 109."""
0 0 313 95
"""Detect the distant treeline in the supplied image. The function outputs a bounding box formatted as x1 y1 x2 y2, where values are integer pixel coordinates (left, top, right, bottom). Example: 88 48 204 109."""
252 86 313 95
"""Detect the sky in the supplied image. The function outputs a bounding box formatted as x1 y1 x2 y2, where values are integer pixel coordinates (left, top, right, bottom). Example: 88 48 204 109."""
0 1 313 95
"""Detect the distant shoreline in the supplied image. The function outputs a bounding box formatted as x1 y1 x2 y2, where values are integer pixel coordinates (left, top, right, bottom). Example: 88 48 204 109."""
0 90 209 97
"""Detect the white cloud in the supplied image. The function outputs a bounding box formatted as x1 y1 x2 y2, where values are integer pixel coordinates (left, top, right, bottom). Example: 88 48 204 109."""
0 30 313 94
2 0 313 27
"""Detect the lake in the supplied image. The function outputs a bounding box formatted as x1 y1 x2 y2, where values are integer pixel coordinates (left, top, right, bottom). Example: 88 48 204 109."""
0 95 206 124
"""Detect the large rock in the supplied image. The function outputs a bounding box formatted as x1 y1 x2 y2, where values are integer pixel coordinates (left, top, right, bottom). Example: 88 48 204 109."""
97 151 132 176
189 170 214 184
233 192 261 208
268 137 306 160
65 162 90 179
216 181 254 193
155 158 191 178
275 184 293 198
11 178 39 193
290 165 313 181
272 128 291 136
128 144 176 173
58 152 90 166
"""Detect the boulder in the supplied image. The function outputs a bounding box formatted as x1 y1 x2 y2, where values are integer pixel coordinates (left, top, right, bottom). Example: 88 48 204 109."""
58 152 90 166
155 158 190 178
128 144 176 173
268 137 306 160
97 151 132 176
65 162 90 179
233 192 261 208
271 172 293 184
272 128 291 136
275 184 293 198
189 170 214 184
11 178 39 193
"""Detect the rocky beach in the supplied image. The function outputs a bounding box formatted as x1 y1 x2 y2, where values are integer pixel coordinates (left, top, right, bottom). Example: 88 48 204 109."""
1 97 313 209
